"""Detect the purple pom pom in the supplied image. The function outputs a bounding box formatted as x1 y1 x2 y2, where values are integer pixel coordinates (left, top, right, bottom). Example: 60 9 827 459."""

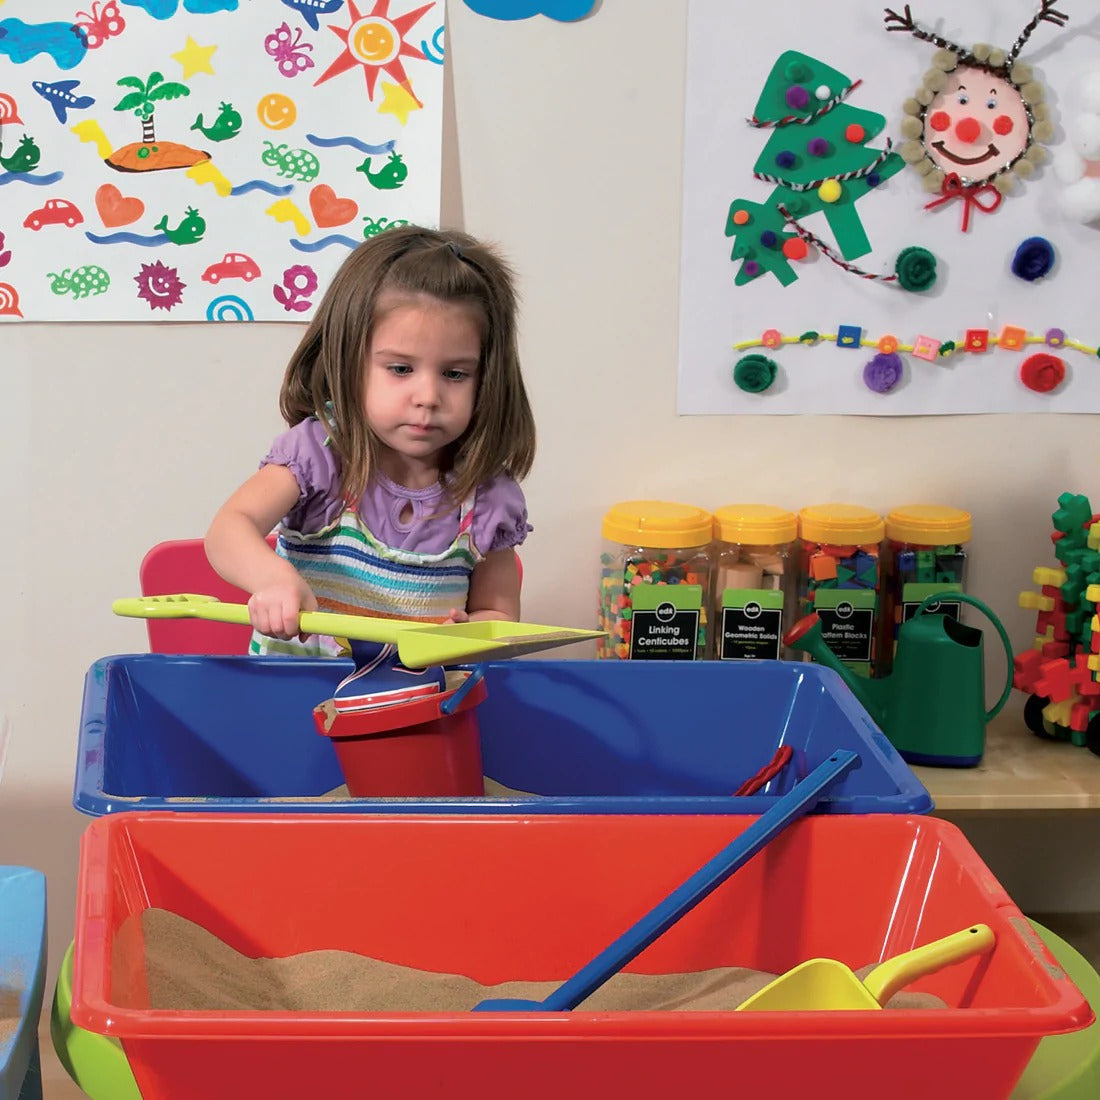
807 137 829 157
785 85 810 110
863 352 903 394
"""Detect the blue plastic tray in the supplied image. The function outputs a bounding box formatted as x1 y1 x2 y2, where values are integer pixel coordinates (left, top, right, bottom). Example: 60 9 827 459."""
0 866 46 1100
74 655 931 816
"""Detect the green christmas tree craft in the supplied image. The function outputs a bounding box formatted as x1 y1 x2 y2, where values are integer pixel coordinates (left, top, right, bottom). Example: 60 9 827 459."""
726 51 905 287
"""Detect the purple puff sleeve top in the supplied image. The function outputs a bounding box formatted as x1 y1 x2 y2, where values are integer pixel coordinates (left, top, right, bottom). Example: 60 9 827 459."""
260 417 532 556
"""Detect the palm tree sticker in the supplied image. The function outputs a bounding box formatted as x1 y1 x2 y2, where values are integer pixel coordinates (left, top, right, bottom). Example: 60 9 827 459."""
107 71 211 173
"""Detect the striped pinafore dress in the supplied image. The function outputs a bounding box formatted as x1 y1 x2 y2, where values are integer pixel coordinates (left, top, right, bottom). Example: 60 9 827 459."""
250 489 480 658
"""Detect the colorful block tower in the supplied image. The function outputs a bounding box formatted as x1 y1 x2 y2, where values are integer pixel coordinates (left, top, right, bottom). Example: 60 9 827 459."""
1014 491 1100 752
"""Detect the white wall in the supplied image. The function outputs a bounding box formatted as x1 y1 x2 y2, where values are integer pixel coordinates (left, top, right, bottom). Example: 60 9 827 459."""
2 3 1098 1093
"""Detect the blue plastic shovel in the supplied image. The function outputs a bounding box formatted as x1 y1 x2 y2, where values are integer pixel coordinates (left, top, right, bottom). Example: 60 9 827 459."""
473 748 860 1011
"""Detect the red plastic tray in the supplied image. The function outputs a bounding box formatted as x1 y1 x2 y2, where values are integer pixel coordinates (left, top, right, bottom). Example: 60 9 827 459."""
71 812 1093 1100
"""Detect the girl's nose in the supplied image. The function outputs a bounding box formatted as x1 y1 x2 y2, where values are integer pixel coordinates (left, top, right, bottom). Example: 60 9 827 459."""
414 377 441 406
954 116 982 144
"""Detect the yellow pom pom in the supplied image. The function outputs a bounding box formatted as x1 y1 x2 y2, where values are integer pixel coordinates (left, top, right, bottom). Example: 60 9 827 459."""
818 179 842 203
924 68 948 92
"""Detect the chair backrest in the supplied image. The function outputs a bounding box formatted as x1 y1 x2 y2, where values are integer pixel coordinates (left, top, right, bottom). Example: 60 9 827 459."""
139 537 275 655
139 540 523 655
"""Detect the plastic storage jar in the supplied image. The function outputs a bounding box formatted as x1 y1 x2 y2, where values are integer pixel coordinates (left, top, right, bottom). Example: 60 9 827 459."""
712 504 798 661
878 504 972 677
598 500 714 660
797 503 885 679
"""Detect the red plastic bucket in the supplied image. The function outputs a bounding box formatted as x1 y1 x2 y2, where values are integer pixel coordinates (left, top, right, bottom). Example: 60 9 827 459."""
313 672 487 797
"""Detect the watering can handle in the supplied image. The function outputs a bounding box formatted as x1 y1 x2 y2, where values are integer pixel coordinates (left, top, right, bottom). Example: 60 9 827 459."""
913 592 1014 723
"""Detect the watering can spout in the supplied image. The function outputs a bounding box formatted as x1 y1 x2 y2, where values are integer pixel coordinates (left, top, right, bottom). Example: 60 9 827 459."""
783 613 890 727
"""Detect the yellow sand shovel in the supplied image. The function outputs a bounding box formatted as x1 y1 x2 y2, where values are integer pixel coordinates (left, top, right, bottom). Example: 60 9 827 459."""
736 924 995 1011
113 594 605 668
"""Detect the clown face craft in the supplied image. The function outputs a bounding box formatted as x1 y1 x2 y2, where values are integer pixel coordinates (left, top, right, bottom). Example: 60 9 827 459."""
885 2 1066 230
923 68 1032 179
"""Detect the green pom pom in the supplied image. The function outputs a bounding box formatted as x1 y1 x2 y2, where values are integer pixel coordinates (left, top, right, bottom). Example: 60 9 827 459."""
939 340 956 357
895 246 938 292
733 353 778 394
798 330 820 344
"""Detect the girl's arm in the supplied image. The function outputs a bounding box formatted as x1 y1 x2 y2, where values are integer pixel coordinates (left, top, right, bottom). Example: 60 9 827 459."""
205 464 317 638
450 547 521 623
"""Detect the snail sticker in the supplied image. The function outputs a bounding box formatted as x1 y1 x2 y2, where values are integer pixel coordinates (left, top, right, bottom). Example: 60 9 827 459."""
885 1 1066 230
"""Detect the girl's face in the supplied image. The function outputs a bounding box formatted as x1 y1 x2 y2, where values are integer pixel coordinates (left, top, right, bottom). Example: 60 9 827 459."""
362 294 482 486
922 66 1031 181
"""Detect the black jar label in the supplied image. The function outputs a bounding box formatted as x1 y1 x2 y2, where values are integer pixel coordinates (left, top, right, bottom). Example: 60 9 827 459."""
629 584 702 660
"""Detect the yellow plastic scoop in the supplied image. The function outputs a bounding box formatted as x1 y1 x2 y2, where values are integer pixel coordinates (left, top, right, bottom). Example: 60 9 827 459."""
736 923 995 1011
113 594 605 668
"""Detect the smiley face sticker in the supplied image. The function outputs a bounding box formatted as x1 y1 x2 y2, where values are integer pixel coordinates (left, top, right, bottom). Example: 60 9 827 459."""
257 92 297 130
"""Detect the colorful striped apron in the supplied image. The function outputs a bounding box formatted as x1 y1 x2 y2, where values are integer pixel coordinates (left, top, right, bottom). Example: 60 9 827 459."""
250 490 480 657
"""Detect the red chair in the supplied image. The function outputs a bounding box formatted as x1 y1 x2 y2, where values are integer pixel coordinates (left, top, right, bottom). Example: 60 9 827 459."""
139 537 276 655
139 540 523 655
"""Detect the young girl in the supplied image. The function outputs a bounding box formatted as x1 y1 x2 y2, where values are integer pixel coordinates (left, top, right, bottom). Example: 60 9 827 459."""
205 225 536 656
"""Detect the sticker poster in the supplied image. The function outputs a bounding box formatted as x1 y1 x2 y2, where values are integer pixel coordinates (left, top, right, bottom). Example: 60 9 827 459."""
0 0 445 322
679 0 1100 415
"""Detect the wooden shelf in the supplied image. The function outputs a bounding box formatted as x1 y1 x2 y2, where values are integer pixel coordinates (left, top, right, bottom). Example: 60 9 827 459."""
911 696 1100 811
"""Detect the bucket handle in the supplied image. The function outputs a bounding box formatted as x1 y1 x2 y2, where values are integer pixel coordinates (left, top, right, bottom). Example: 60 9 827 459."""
913 592 1014 723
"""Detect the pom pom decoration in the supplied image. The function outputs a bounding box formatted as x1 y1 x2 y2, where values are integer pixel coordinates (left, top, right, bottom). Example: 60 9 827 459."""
1020 352 1066 393
894 246 938 291
733 353 779 393
1011 236 1055 281
1052 73 1100 223
863 351 904 393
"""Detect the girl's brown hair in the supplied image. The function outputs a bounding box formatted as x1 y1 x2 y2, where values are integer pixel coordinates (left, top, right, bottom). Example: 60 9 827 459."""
279 225 536 508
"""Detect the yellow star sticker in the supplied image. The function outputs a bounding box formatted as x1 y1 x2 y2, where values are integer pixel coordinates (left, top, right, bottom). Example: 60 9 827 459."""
378 81 422 126
172 36 217 80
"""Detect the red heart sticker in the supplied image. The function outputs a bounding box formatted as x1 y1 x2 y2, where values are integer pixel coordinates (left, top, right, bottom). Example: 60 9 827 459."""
309 184 358 228
95 184 144 228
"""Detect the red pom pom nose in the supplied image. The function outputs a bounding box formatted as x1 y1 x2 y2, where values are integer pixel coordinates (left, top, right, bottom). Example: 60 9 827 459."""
955 116 981 144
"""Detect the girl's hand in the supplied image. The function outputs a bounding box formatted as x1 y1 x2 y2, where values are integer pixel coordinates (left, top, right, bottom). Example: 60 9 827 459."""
443 608 471 625
249 577 318 640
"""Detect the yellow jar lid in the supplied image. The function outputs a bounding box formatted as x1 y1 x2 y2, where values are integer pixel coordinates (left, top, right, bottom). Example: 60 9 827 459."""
798 503 884 545
713 504 797 545
885 504 972 544
602 500 713 547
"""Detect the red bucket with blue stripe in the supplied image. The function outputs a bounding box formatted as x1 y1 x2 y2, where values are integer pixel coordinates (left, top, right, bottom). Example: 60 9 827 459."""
313 669 487 797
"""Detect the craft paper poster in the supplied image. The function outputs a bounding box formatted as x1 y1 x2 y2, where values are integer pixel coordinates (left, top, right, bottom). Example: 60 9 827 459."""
0 0 445 322
679 0 1100 415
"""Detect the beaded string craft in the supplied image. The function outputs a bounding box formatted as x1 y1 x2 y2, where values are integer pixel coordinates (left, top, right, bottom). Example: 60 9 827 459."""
732 323 1085 396
884 1 1066 231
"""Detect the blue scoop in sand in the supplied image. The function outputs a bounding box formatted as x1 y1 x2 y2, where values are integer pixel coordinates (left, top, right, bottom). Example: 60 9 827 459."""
473 749 859 1012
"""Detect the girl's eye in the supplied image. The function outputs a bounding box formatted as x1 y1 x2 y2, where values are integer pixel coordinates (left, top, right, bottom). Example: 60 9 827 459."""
444 369 470 382
388 363 412 375
957 93 969 105
986 97 997 109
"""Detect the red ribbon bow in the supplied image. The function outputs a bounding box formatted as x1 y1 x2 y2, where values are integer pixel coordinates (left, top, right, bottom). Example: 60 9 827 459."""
924 173 1003 232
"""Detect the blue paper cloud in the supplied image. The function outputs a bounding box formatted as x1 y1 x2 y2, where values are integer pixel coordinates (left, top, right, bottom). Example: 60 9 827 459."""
462 0 596 21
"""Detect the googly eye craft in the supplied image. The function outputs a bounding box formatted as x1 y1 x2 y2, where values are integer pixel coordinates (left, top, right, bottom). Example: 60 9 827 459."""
885 1 1066 230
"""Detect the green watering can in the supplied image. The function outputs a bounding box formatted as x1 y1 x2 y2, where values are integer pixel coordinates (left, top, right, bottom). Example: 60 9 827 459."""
784 593 1014 767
